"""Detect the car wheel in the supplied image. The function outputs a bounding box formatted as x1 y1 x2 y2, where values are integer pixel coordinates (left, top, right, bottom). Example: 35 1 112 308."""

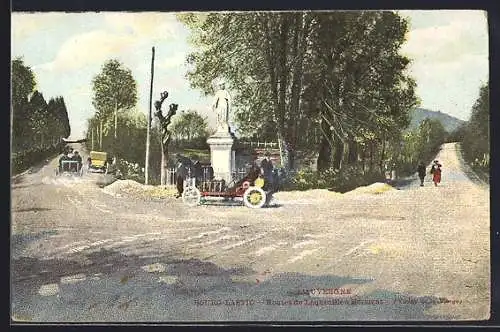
243 186 267 209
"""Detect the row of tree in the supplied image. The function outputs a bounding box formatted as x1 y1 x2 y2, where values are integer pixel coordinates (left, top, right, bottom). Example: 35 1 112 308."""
12 58 71 152
179 11 418 175
399 118 447 174
449 83 489 175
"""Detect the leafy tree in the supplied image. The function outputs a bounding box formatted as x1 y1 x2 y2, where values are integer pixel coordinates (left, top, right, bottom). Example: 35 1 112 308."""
171 110 209 141
180 11 418 174
28 91 49 147
12 57 36 108
11 57 36 150
85 110 147 164
305 11 417 171
178 12 314 163
55 97 71 138
398 117 446 175
92 59 138 143
11 57 71 174
462 83 489 172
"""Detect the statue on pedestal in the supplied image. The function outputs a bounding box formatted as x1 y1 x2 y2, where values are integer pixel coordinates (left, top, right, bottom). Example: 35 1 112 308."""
212 79 231 134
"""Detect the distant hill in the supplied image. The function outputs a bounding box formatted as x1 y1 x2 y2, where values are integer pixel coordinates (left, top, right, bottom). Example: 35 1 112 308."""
407 108 466 133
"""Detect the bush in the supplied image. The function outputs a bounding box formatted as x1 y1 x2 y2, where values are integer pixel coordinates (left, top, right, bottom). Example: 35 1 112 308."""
11 144 63 175
284 164 384 193
117 159 145 183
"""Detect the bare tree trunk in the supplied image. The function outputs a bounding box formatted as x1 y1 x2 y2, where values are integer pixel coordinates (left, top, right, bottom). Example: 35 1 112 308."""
332 139 343 170
160 141 167 186
317 136 332 172
369 142 374 171
114 99 118 139
348 140 357 164
99 120 103 150
379 137 386 174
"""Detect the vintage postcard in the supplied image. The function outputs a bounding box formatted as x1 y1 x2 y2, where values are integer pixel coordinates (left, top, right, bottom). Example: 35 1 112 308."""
11 10 490 323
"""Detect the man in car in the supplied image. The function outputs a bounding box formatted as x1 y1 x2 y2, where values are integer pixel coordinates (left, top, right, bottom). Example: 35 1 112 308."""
59 151 69 172
72 151 83 172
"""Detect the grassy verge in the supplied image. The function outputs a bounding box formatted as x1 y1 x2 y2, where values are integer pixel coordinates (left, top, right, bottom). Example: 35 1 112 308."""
457 143 489 185
11 145 63 176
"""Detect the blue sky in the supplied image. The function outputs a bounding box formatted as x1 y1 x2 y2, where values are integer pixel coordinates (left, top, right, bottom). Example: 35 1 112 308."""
11 10 488 139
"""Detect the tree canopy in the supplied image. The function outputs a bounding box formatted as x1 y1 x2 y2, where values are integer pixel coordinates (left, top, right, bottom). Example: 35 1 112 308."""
11 58 71 151
179 11 418 173
92 59 138 137
462 83 489 172
170 110 210 141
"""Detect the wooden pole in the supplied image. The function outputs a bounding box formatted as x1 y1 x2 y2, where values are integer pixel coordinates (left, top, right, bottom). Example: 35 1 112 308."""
145 46 155 185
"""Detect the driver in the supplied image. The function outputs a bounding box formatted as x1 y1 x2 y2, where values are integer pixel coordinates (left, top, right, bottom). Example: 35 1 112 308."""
72 151 83 171
59 151 69 172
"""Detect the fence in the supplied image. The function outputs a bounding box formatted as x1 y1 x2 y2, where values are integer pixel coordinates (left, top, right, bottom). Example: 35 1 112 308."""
166 166 252 186
239 141 279 149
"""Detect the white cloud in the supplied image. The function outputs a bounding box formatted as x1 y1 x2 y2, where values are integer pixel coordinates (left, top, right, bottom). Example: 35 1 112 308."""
32 12 183 72
400 12 488 63
11 13 66 40
103 12 181 41
37 30 135 72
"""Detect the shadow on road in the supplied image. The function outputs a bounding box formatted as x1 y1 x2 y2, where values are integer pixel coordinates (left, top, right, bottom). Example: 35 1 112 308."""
13 207 54 213
11 246 456 322
11 183 46 190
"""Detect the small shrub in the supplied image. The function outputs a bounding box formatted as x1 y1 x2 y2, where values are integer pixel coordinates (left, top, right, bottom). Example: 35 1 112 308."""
284 164 384 193
117 159 145 183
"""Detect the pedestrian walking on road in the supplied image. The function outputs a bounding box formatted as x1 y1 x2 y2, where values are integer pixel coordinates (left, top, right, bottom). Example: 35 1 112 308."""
417 161 426 186
431 160 442 186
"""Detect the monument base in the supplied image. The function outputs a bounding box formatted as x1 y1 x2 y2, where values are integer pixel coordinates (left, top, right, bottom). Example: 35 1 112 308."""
207 131 235 184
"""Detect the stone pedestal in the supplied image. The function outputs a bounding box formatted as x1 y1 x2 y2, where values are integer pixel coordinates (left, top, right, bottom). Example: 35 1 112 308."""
207 130 235 183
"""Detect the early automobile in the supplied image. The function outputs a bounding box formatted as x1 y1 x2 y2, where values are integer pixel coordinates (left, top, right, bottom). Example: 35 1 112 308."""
181 164 275 209
55 159 84 177
87 151 109 174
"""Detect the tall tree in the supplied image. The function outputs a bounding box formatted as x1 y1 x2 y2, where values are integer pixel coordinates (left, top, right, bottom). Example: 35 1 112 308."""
29 91 49 148
179 12 313 163
11 57 36 150
305 11 417 171
171 110 209 141
92 59 138 147
462 83 489 168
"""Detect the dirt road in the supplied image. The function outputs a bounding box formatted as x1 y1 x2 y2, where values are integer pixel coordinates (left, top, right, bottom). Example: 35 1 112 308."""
10 142 490 322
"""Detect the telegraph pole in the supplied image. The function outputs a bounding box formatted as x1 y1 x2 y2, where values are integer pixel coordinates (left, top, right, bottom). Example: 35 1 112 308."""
145 46 155 184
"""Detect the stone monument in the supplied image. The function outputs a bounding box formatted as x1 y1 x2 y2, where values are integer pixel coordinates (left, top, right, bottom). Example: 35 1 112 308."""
207 79 235 183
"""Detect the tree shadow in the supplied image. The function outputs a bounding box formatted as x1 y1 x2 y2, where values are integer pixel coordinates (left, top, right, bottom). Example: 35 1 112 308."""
11 230 59 259
11 183 46 190
11 246 458 322
13 207 53 213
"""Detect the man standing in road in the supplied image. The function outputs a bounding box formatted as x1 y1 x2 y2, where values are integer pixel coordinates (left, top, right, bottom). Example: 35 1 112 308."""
175 154 194 198
417 161 426 186
260 151 274 190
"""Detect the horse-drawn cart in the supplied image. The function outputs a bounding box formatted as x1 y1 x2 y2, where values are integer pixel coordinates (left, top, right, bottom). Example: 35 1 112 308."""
181 166 274 208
